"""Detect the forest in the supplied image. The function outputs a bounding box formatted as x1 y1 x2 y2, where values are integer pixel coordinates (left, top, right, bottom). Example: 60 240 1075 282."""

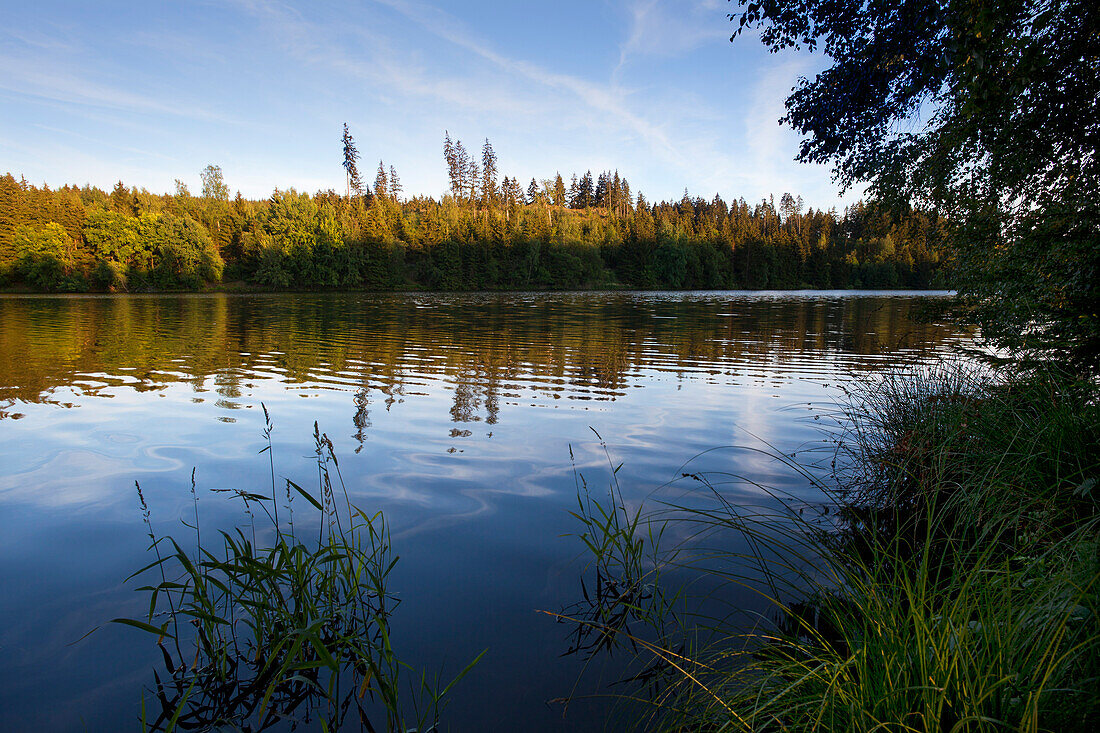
0 135 948 293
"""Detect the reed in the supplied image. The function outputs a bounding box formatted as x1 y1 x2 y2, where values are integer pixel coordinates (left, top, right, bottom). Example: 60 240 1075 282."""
559 366 1100 731
116 409 483 732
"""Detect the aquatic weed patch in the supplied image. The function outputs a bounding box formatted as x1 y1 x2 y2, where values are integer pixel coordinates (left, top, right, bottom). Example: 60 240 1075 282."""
558 368 1100 731
116 411 482 732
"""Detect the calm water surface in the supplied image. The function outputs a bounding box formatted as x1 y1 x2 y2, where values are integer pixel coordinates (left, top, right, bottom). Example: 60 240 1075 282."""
0 291 971 730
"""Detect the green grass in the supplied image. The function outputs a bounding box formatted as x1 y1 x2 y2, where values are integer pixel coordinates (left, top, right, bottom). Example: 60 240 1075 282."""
116 410 483 732
561 366 1100 731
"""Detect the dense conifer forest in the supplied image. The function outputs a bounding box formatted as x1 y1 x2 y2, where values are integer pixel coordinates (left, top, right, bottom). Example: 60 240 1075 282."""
0 135 948 293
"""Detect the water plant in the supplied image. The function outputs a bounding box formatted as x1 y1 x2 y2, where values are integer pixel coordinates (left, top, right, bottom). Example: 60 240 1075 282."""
116 408 483 732
558 366 1100 731
553 432 687 709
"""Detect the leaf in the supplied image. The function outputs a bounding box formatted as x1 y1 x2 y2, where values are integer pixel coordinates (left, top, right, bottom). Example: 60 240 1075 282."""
436 648 488 699
164 680 195 733
110 617 175 640
288 479 323 511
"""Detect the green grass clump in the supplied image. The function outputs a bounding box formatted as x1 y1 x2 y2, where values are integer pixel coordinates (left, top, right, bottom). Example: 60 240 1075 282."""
563 367 1100 731
116 411 482 732
836 367 1098 554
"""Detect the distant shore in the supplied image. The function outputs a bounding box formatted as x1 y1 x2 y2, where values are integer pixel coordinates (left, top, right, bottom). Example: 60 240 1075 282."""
0 282 954 296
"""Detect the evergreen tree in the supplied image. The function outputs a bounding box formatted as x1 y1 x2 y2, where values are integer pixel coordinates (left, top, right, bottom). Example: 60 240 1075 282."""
443 131 461 199
342 123 363 197
508 178 524 209
374 162 388 200
467 160 479 204
53 187 85 245
779 193 799 222
389 165 402 202
455 141 472 203
480 138 499 208
110 181 130 213
0 173 24 263
552 174 566 207
577 171 594 209
595 171 610 210
128 186 143 217
527 178 540 205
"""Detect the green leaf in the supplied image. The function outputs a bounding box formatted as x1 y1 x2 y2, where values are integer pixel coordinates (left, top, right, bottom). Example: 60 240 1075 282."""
110 617 175 640
288 479 323 511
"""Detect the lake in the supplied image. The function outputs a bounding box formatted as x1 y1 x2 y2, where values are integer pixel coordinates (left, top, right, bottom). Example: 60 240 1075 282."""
0 291 972 730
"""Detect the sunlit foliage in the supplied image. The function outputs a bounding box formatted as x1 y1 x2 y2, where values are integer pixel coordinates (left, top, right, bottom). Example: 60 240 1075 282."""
0 167 947 293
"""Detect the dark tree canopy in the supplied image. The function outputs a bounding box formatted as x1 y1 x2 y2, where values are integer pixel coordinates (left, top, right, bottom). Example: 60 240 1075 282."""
731 0 1100 370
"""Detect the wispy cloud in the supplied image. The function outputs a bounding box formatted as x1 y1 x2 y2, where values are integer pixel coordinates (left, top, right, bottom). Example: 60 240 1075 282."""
663 57 850 206
228 0 548 118
292 0 682 163
615 0 730 76
743 60 803 180
0 56 236 123
32 124 180 163
1 26 78 53
0 0 857 206
126 30 230 66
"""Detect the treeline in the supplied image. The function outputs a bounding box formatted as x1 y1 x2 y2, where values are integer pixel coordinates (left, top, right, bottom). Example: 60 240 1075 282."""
0 140 949 292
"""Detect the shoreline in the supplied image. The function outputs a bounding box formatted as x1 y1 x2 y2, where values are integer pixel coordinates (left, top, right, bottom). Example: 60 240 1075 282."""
0 284 956 296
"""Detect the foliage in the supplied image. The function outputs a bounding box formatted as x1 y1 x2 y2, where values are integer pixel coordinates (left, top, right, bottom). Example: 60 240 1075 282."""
84 209 145 267
730 0 1100 371
560 367 1100 730
117 416 482 732
1 153 950 293
81 209 223 289
201 165 230 202
11 223 80 290
557 433 681 669
144 213 224 287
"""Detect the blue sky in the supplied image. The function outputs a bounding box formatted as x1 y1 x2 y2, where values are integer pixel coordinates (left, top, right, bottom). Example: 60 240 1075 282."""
0 0 861 209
